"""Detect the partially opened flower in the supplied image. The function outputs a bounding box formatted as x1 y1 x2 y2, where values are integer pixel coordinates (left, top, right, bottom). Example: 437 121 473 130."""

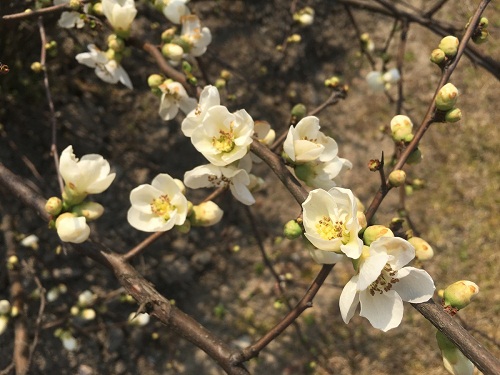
55 0 90 29
184 161 255 205
180 15 212 57
76 44 133 89
339 237 435 331
158 80 197 120
302 188 363 259
128 174 188 232
283 116 339 164
55 213 91 244
59 145 115 203
191 105 254 166
162 0 190 24
101 0 137 35
182 85 220 137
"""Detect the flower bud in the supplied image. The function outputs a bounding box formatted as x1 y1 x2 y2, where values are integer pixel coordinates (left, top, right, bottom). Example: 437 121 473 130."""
161 27 177 43
435 83 458 111
78 290 95 307
388 170 406 187
161 43 184 62
81 308 96 321
293 7 314 26
445 108 462 123
190 201 223 227
283 220 303 240
71 201 104 221
20 234 39 250
45 197 63 216
176 220 191 234
443 280 479 310
406 148 422 165
220 69 232 80
107 34 125 52
287 34 302 43
147 74 164 89
430 48 446 65
438 36 459 57
69 0 81 10
0 300 11 315
436 331 474 375
128 312 150 326
55 213 90 244
472 29 489 45
479 17 489 28
31 62 43 73
408 236 434 260
291 103 307 120
91 2 103 15
248 174 265 192
390 115 413 142
324 76 340 88
363 225 394 246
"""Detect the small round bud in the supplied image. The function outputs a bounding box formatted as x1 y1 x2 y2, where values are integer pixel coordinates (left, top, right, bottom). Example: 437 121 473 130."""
479 17 489 28
408 236 434 260
45 197 63 216
435 83 458 111
70 306 80 316
368 159 382 171
220 69 232 80
161 27 177 43
78 290 95 307
90 2 102 15
128 312 150 326
31 62 43 73
407 148 422 165
291 103 307 119
8 255 18 266
293 7 314 26
472 29 489 45
190 201 224 227
438 36 459 57
215 78 226 89
107 35 125 52
161 43 184 62
287 34 302 43
324 76 340 88
81 308 96 320
0 300 11 315
283 220 303 240
443 280 479 310
69 0 81 11
0 316 8 335
248 174 265 192
390 115 413 142
430 48 446 65
147 74 164 89
445 107 462 123
360 33 374 52
363 225 394 246
71 201 104 222
388 170 406 187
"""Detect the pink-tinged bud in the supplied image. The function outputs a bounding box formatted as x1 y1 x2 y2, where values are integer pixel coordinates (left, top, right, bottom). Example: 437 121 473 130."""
443 280 479 310
408 236 434 260
438 36 459 57
388 170 406 187
435 83 458 111
363 225 394 246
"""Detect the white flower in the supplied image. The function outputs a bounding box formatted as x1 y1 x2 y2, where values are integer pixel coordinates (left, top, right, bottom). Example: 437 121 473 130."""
182 85 220 137
283 116 339 164
20 234 39 250
184 159 255 205
54 0 91 29
294 157 352 190
128 312 150 326
191 105 254 167
55 214 91 244
128 174 188 232
302 188 363 259
339 237 435 332
101 0 137 33
180 15 212 57
59 145 115 196
162 0 190 24
366 68 400 92
76 44 133 89
158 81 197 120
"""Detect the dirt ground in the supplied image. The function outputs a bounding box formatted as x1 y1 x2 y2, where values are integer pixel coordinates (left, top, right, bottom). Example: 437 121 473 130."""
0 0 499 374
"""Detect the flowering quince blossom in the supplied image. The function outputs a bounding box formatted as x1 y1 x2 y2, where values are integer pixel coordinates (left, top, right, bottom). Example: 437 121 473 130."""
302 187 363 259
182 85 220 137
366 68 400 92
158 80 197 120
101 0 137 34
56 214 91 244
59 145 115 196
75 44 133 89
283 116 339 164
295 157 352 190
54 0 90 29
339 237 435 332
180 15 212 57
184 157 255 205
161 0 190 24
128 174 188 232
191 105 254 167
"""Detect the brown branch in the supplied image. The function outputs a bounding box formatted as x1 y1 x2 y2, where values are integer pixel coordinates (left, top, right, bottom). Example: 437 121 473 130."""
1 1 91 22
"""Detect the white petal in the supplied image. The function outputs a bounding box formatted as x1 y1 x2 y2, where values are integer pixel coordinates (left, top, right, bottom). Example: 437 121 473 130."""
393 267 435 303
56 216 90 243
357 251 389 290
308 249 344 264
163 1 190 24
230 179 255 205
282 126 296 161
339 276 360 324
127 207 176 232
184 164 221 189
371 237 415 270
129 184 162 213
359 289 404 331
366 71 385 92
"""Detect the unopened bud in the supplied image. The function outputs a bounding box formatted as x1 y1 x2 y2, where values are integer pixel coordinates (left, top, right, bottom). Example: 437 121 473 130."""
147 74 164 89
0 300 11 315
368 159 382 171
69 0 81 10
325 76 340 88
161 27 177 43
220 69 232 80
472 29 489 44
31 62 43 73
479 17 489 28
0 316 8 335
363 225 394 246
388 170 406 187
291 103 307 119
443 280 479 310
390 115 413 142
45 197 63 216
161 43 184 62
91 2 102 15
284 220 303 240
445 107 462 123
81 308 96 320
107 35 125 52
190 201 223 227
430 48 446 65
71 201 104 221
435 83 458 111
293 7 314 26
287 34 302 43
438 36 459 57
408 236 434 260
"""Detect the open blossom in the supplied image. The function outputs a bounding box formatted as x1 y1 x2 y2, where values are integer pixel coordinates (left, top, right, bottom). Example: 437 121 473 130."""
302 188 363 259
162 0 190 24
54 0 90 29
184 159 255 205
191 105 254 166
180 15 212 57
101 0 137 34
294 157 352 190
56 213 91 244
76 44 133 89
182 85 220 137
59 145 115 196
158 80 197 120
283 116 339 164
339 237 435 331
128 174 188 232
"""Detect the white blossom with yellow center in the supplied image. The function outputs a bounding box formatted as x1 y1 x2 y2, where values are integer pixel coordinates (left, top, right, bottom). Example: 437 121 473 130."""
191 105 254 167
182 85 220 137
302 187 363 260
158 80 197 121
180 15 212 57
339 237 435 331
128 174 188 232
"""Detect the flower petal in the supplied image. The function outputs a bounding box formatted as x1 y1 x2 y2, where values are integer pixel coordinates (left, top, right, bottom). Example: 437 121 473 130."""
309 249 344 264
339 276 360 324
359 289 404 331
393 267 435 303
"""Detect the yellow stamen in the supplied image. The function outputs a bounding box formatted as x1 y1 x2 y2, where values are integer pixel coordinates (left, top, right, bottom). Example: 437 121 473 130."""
150 195 174 221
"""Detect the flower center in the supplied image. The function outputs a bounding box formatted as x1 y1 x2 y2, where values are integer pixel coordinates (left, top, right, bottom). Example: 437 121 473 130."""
212 124 235 153
150 195 173 221
368 264 400 296
315 215 345 240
